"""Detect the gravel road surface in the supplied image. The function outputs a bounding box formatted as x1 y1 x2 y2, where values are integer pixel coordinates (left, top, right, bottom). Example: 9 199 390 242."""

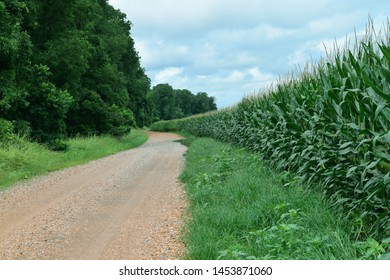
0 131 187 260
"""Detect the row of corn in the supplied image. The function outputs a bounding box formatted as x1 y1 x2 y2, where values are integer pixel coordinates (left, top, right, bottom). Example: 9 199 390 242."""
151 21 390 242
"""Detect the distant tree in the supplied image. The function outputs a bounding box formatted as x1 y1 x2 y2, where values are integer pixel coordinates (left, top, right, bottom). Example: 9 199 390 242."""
175 89 195 117
193 92 217 114
152 84 178 120
152 84 217 120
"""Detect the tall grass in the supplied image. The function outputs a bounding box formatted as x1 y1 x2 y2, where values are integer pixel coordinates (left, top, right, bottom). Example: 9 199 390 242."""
181 138 379 259
0 130 148 191
153 20 390 242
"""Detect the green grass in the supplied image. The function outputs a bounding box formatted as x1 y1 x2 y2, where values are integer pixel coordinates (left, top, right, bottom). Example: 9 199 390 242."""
0 130 148 191
180 137 390 260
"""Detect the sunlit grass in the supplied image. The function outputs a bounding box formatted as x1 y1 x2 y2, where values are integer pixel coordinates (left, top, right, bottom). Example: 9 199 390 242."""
0 130 148 191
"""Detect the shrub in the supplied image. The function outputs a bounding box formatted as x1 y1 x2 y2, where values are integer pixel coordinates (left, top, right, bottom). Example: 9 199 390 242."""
0 118 15 143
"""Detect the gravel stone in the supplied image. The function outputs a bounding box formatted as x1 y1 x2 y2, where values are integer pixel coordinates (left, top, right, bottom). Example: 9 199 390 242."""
0 132 187 260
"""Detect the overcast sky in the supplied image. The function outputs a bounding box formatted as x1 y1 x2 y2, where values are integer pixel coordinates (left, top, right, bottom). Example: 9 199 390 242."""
108 0 389 108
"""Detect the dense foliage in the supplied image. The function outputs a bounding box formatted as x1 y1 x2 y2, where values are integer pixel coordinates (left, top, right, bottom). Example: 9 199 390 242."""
152 22 390 243
1 0 217 145
0 0 150 141
1 0 71 142
181 138 376 260
0 0 155 141
151 83 217 121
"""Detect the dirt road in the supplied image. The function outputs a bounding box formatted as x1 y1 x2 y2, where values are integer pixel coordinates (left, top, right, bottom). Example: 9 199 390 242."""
0 132 187 260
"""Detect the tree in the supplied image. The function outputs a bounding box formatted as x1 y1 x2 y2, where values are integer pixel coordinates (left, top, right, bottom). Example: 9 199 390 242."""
152 84 217 120
0 1 73 141
152 84 177 120
1 0 166 142
21 0 153 136
0 0 31 124
175 89 194 117
193 92 217 114
24 65 73 141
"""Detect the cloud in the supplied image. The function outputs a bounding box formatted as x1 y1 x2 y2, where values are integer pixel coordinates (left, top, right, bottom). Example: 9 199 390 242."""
307 12 363 37
114 0 333 38
135 38 190 70
248 67 274 82
108 0 390 108
213 70 246 84
155 67 185 83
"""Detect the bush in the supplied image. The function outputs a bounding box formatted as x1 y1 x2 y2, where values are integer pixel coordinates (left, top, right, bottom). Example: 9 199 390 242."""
0 118 15 143
47 138 69 152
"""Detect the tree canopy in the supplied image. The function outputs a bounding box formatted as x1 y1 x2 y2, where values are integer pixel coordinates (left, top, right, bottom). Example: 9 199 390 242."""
0 0 217 144
152 84 217 121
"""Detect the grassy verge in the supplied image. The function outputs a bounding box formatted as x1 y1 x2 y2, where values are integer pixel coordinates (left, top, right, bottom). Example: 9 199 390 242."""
0 130 148 191
180 137 389 260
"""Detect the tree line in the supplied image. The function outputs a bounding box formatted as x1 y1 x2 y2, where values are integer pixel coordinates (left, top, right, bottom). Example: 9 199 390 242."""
152 83 217 121
0 0 216 145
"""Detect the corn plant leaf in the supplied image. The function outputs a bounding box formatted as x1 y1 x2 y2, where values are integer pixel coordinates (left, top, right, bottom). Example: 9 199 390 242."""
379 130 390 144
379 252 390 260
374 104 387 120
346 166 358 178
374 149 390 162
339 147 358 155
378 44 390 63
339 142 353 149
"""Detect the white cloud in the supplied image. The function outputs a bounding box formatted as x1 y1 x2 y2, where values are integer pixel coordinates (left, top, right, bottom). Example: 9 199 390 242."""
111 0 333 38
155 67 184 83
287 42 318 67
248 67 274 82
108 0 390 108
260 25 297 39
135 38 190 70
308 12 362 36
185 67 275 108
215 70 246 84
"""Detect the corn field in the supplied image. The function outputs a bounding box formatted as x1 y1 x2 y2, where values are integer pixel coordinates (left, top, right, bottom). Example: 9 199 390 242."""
151 21 390 242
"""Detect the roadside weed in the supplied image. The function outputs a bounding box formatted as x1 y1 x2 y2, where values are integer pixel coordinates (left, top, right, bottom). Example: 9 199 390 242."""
181 138 365 259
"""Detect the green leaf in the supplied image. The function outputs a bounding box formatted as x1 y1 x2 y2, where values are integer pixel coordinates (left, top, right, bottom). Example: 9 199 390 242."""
374 104 386 120
339 141 353 149
379 252 390 260
366 159 381 170
374 149 390 162
346 166 358 178
379 44 390 63
381 238 390 244
379 130 390 144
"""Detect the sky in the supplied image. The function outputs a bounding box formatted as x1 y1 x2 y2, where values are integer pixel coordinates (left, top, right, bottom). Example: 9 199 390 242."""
108 0 390 108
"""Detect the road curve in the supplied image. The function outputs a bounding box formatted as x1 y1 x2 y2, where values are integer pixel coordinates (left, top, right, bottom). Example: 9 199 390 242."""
0 131 187 260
